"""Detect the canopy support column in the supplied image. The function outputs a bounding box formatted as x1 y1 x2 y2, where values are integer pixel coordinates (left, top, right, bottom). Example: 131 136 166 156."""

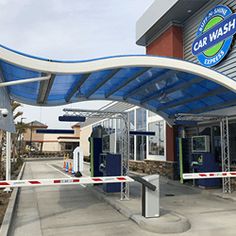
220 117 231 193
62 108 130 200
120 112 130 200
4 131 11 192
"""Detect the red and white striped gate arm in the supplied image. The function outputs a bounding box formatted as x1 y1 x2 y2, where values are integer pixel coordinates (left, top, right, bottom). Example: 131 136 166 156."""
0 176 134 188
183 171 236 180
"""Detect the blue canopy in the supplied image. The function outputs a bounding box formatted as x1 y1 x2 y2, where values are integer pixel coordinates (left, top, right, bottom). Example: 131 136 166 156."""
1 44 236 124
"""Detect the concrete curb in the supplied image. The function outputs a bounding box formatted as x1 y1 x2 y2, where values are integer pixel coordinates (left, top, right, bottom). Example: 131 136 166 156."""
87 186 191 234
24 157 63 162
0 162 26 236
211 192 236 201
132 212 190 234
165 178 236 202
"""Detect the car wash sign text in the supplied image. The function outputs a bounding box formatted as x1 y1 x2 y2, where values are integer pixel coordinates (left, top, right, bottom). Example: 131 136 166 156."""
192 5 236 67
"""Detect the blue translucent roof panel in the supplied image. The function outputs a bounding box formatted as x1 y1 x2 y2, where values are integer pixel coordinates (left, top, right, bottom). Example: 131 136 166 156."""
48 74 83 102
1 45 236 122
80 69 113 96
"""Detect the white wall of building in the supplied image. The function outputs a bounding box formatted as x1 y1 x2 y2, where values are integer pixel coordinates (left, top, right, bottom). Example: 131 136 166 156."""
42 133 61 152
80 126 92 157
42 142 61 152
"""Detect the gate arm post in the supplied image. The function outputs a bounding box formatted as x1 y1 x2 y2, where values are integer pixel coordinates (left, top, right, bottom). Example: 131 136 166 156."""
130 174 159 218
129 174 156 191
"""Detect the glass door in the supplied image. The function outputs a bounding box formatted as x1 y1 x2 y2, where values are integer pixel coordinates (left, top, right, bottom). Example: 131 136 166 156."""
136 136 146 161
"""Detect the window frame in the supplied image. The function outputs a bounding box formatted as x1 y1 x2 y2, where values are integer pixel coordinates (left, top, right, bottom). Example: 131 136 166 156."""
147 116 166 161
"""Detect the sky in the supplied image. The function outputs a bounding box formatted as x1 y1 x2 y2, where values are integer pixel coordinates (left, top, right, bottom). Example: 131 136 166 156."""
0 0 154 128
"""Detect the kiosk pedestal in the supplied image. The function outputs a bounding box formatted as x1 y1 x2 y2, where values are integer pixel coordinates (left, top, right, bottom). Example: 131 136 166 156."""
142 175 160 218
73 146 83 173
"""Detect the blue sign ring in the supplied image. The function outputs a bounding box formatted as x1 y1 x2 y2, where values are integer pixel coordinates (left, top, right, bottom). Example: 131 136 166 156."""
192 5 236 67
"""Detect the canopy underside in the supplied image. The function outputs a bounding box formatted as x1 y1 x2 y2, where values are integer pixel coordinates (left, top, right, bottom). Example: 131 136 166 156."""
0 45 236 124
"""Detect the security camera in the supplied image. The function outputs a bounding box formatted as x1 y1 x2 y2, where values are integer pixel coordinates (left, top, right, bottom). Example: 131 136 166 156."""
0 108 9 118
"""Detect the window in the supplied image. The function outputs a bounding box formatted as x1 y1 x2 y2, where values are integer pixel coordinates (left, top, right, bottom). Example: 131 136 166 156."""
92 122 101 129
229 123 236 164
65 144 73 150
136 108 146 130
129 110 135 130
116 119 122 154
148 121 164 156
103 120 109 132
148 111 156 117
136 136 146 160
130 136 134 160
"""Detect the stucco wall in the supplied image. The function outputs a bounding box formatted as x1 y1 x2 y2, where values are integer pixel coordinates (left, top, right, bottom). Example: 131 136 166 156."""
42 141 61 152
24 128 45 142
80 126 92 157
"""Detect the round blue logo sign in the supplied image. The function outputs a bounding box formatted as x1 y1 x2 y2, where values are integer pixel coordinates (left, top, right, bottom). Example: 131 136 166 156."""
192 5 236 67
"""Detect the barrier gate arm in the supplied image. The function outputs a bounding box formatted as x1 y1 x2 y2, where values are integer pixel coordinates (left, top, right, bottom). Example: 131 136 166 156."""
0 176 134 188
130 175 156 191
183 171 236 180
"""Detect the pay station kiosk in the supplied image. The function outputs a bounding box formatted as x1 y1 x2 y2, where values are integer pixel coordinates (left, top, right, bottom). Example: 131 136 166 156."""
99 153 121 192
191 135 220 188
89 126 122 193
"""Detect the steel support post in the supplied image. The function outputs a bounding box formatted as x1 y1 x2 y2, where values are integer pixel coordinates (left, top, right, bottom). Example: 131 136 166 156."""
0 75 51 88
120 113 130 200
220 117 231 193
4 131 11 192
62 108 131 200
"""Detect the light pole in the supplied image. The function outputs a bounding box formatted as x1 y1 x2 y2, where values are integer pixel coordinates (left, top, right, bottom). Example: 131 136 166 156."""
4 132 11 192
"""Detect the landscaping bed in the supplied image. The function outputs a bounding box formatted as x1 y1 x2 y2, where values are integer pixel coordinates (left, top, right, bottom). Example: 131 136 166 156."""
0 159 23 226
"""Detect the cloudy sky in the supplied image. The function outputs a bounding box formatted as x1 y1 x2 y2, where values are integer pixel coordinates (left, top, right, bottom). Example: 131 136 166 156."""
0 0 154 128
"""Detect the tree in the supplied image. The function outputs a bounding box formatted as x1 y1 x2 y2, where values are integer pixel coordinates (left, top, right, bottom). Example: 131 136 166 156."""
11 101 28 161
15 121 29 155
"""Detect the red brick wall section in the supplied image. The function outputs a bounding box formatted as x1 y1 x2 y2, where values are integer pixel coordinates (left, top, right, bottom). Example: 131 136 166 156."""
146 25 183 162
166 124 176 162
146 25 183 58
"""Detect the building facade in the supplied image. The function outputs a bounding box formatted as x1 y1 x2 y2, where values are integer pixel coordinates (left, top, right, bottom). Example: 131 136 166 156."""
80 105 165 160
80 0 236 183
135 0 236 181
23 121 80 153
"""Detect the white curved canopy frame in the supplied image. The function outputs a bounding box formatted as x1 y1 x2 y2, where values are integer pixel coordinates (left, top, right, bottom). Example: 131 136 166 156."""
0 45 236 126
0 46 236 93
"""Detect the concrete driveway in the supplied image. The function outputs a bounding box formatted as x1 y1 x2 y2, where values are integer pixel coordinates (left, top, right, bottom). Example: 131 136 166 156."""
9 160 236 236
9 160 157 236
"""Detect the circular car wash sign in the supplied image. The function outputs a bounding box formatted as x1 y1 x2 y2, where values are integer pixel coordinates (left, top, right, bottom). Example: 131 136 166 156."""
192 5 236 67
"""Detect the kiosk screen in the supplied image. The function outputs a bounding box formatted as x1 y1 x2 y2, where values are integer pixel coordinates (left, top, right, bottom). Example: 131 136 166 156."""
192 136 210 153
